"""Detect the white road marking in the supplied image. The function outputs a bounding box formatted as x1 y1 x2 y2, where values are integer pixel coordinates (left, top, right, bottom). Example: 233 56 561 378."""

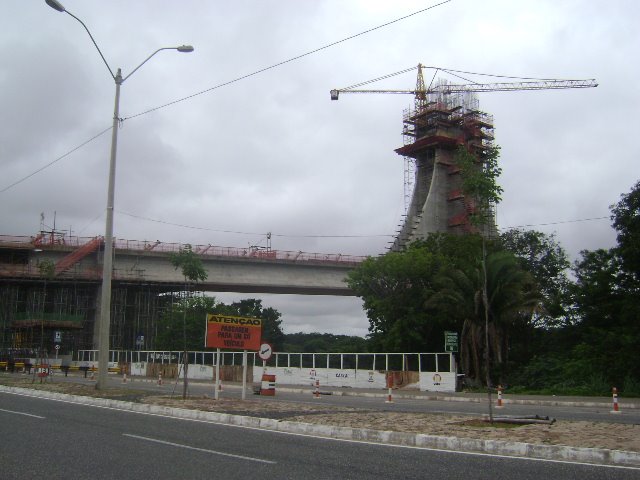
122 433 276 464
0 407 45 419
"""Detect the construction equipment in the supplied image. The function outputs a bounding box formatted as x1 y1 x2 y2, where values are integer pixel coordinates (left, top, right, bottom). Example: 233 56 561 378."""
330 64 597 249
330 64 597 104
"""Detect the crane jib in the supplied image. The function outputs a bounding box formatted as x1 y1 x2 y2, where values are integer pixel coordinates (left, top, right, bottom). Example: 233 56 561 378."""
330 79 598 98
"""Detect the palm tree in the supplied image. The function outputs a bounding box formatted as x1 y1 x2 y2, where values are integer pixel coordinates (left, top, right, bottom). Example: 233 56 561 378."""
428 250 540 387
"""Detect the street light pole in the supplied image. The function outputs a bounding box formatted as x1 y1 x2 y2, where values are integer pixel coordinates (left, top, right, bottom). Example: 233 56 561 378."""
97 68 122 389
45 0 193 389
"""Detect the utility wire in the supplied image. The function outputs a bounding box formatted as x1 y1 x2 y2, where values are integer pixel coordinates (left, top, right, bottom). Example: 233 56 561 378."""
0 1 453 194
0 126 112 194
122 0 453 121
117 209 610 241
502 216 609 230
117 210 394 238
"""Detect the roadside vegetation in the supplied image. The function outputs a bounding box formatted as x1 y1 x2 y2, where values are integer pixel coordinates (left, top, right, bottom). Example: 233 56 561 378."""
156 173 640 397
346 180 640 397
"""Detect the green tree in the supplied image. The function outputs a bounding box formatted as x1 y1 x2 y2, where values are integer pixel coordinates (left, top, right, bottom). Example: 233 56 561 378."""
282 332 369 353
169 244 208 284
512 181 640 394
168 244 208 398
225 299 285 351
428 250 540 386
570 248 640 388
155 295 218 350
346 245 448 352
455 145 503 228
500 229 572 327
565 182 640 390
611 179 640 279
155 296 286 353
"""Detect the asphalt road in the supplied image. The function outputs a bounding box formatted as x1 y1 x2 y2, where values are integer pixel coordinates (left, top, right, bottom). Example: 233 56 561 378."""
1 390 639 479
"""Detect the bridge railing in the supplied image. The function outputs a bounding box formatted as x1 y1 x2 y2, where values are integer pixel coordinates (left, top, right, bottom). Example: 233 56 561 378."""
0 235 367 266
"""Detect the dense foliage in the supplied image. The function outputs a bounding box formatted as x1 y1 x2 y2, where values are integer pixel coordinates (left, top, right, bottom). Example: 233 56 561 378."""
282 332 369 353
346 180 640 395
154 181 640 396
155 297 285 352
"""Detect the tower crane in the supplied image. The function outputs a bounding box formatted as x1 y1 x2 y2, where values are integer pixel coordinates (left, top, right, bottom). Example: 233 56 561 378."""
329 64 598 249
330 64 597 110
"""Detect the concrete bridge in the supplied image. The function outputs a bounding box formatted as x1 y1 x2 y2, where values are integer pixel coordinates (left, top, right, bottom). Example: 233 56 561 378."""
0 234 364 295
0 234 366 353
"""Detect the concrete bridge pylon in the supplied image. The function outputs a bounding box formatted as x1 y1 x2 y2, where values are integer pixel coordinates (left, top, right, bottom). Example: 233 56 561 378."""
391 88 498 251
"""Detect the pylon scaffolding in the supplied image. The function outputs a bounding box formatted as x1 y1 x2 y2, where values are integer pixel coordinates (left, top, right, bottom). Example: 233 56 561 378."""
392 81 498 251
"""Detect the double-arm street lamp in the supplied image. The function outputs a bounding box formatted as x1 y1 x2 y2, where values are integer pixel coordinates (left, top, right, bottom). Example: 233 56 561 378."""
45 0 194 389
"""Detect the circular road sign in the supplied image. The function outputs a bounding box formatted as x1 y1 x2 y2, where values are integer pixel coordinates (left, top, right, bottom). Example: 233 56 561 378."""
258 343 273 361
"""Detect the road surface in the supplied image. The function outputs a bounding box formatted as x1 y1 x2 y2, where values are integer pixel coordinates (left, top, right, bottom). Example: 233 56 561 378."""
1 389 638 479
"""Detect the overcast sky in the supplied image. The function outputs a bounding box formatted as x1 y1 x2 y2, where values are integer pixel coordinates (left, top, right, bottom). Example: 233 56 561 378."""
2 1 638 338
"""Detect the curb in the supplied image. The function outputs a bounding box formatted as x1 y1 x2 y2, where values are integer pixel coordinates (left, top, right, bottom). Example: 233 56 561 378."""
274 386 640 409
1 385 638 467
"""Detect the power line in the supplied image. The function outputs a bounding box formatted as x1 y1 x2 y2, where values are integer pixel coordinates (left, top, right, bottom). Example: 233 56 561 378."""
502 216 610 230
0 1 452 194
122 1 453 121
117 209 610 241
0 126 112 194
117 210 394 239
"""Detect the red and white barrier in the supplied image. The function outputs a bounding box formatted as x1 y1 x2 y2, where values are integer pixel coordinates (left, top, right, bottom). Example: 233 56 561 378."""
260 374 276 396
313 379 320 399
385 373 394 404
157 373 163 386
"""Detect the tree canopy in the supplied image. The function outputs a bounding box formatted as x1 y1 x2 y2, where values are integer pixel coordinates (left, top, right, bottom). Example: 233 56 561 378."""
348 232 539 386
154 296 286 352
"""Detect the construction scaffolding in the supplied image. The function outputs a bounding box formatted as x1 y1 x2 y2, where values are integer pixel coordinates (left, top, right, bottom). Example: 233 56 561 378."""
393 82 497 250
109 284 178 351
330 65 595 251
0 281 95 356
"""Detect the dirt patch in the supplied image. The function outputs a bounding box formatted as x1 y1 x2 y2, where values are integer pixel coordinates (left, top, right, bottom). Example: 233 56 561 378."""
2 376 638 453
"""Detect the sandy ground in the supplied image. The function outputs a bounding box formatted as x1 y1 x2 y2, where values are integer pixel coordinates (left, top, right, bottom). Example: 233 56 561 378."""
3 378 638 453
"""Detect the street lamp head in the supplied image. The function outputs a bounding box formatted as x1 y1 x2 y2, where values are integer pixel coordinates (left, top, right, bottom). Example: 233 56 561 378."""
177 45 195 53
45 0 66 12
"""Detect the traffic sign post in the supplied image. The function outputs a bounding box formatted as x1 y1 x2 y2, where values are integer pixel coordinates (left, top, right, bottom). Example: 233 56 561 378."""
444 331 458 352
258 343 275 397
258 343 273 372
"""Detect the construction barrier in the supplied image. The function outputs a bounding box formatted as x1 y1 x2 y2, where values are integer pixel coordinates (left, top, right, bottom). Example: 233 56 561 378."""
385 373 394 404
313 379 320 399
496 385 504 408
260 374 276 396
36 364 50 378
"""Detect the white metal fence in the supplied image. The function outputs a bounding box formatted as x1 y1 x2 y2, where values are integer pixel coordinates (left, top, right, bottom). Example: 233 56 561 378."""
77 350 454 373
